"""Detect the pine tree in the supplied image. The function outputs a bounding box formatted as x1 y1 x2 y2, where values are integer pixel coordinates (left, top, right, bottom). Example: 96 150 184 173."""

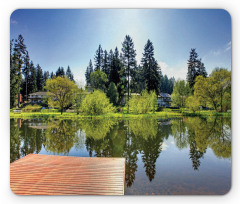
121 35 137 111
109 47 121 85
187 49 207 90
22 51 30 101
56 67 65 77
10 39 19 108
85 60 93 86
13 35 27 107
187 49 199 89
196 58 207 78
29 61 37 93
50 71 55 79
36 64 44 91
141 40 161 95
94 44 103 71
43 71 50 86
66 66 74 81
102 50 110 79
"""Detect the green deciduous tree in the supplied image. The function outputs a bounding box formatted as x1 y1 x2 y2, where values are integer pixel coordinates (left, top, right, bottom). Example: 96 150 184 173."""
81 90 115 115
45 76 78 114
194 68 231 112
186 95 200 112
171 80 191 107
128 90 157 114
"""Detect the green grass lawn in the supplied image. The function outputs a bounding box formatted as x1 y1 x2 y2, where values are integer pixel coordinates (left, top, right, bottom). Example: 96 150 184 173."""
10 108 231 119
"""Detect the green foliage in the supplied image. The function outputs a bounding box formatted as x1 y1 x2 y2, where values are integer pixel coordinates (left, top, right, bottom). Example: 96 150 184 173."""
45 76 78 114
171 80 191 107
22 104 42 112
141 40 162 95
187 48 207 90
90 69 108 91
81 90 115 115
74 88 88 114
79 119 117 140
186 95 200 112
194 68 231 112
107 82 119 105
128 90 157 114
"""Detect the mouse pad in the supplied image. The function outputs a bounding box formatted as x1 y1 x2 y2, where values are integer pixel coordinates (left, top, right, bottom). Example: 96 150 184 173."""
10 9 231 195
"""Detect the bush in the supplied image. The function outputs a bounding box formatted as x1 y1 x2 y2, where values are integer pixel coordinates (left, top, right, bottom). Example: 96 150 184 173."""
22 104 42 112
81 90 115 115
41 109 60 113
128 90 157 114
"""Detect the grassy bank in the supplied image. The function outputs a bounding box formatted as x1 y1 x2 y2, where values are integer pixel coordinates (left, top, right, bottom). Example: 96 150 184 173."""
10 109 231 119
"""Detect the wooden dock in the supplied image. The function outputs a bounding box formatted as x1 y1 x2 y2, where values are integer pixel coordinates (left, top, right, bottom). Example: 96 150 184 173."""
10 154 125 195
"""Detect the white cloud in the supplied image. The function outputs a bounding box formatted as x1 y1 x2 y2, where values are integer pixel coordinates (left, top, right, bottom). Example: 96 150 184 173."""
158 61 187 80
10 19 18 24
225 41 231 52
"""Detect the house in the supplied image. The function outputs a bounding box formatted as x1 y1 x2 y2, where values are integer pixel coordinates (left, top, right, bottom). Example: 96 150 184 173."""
28 92 47 103
157 93 171 107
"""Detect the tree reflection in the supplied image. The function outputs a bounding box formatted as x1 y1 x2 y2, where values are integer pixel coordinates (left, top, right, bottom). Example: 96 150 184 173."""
44 120 78 154
129 119 163 182
10 119 46 162
10 119 21 162
172 117 231 170
83 119 117 157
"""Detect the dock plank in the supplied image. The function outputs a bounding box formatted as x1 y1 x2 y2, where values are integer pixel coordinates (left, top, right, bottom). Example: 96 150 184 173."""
10 154 125 195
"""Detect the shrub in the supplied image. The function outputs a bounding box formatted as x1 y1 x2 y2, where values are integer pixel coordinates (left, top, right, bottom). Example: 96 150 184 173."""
22 104 42 112
128 90 157 114
81 90 115 115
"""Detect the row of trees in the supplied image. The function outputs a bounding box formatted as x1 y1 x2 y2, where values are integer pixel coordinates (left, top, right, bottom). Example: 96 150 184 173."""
85 35 175 108
171 68 231 112
10 35 74 108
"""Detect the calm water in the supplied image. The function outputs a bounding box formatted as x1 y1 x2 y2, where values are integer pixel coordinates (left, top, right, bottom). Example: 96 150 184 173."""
10 116 231 195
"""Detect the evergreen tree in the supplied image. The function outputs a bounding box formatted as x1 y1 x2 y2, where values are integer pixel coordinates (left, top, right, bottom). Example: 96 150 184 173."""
94 44 103 71
10 39 19 108
66 66 74 81
107 82 119 106
50 71 55 79
187 49 207 90
22 51 30 101
13 35 27 107
109 47 121 85
85 60 93 86
196 58 207 78
43 71 50 87
102 50 110 79
141 40 161 95
36 64 44 91
56 67 65 77
187 49 198 90
29 61 37 93
122 35 137 111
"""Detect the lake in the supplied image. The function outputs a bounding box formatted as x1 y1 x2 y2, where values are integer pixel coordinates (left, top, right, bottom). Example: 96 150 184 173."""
10 116 231 195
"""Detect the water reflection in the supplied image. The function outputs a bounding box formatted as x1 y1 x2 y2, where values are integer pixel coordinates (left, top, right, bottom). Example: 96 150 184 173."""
10 116 231 193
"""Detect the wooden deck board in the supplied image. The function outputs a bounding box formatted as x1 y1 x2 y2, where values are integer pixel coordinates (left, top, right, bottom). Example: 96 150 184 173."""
10 154 125 195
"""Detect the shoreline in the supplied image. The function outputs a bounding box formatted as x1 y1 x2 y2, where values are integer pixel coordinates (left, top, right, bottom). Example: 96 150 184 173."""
10 111 231 119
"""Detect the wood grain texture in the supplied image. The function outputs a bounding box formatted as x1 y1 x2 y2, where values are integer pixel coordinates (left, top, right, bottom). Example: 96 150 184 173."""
10 154 125 195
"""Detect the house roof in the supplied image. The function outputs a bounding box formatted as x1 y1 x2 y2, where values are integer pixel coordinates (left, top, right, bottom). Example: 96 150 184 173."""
159 93 171 98
29 92 47 96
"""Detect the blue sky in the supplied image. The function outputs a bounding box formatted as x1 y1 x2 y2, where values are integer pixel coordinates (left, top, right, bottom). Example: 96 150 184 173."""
10 9 231 86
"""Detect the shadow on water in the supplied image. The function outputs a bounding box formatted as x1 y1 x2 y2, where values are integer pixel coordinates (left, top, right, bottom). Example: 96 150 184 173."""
10 116 231 194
